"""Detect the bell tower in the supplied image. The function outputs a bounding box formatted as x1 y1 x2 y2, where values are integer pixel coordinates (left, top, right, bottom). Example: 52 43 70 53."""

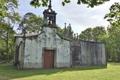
43 0 57 27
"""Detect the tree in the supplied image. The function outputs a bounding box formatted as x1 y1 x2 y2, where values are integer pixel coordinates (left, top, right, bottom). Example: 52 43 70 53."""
18 12 44 33
56 23 74 40
104 2 120 24
92 26 106 42
106 23 120 62
0 0 18 20
79 28 93 41
30 0 109 8
0 0 19 62
79 26 106 42
104 2 120 62
0 22 15 61
0 0 20 29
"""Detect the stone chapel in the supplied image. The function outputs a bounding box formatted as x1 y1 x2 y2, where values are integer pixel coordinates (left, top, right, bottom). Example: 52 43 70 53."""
14 0 106 69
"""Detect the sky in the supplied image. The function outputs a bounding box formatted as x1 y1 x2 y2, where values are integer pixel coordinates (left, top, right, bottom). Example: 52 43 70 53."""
18 0 120 33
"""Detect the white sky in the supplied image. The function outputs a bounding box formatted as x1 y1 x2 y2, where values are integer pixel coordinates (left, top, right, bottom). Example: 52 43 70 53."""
18 0 120 33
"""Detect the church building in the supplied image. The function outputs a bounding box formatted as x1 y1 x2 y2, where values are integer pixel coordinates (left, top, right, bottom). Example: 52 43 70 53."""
14 0 106 69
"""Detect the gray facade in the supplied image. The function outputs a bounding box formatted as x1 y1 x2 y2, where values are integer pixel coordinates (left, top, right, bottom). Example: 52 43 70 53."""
14 28 106 69
15 27 70 69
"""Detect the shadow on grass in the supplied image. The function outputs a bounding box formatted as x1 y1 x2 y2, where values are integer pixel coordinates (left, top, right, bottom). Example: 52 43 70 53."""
109 62 120 66
0 63 106 80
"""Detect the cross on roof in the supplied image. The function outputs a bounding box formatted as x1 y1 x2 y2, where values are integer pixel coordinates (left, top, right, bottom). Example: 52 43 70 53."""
48 0 52 9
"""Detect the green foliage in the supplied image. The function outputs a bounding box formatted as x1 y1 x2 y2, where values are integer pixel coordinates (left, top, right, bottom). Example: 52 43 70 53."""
30 0 48 7
92 27 107 41
0 0 18 19
57 24 74 40
19 12 44 32
0 0 20 30
105 2 120 62
79 28 93 41
0 0 19 62
0 22 15 61
30 0 109 8
79 26 106 42
57 26 64 35
105 2 120 24
106 23 120 62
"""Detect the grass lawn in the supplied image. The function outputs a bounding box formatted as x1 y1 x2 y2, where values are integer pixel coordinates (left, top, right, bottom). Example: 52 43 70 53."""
0 63 120 80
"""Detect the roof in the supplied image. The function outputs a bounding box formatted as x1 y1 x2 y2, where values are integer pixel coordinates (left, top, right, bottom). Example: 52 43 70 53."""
14 30 71 41
56 32 71 41
72 39 105 44
14 31 44 38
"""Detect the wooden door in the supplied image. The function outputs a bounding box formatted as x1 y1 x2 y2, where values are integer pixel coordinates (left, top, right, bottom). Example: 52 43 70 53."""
43 50 54 69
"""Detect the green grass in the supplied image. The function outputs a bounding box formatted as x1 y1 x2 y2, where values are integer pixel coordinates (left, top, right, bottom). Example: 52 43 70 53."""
0 63 120 80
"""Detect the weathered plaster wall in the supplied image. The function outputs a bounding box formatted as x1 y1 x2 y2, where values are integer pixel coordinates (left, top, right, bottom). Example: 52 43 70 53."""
23 27 70 68
81 41 106 66
15 27 106 69
71 40 106 67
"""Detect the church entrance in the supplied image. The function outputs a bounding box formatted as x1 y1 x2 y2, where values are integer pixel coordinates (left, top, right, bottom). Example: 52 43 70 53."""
43 49 55 69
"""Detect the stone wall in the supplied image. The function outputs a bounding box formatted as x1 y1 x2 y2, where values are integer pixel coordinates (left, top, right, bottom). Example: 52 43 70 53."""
15 27 106 69
17 27 71 68
71 40 106 67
